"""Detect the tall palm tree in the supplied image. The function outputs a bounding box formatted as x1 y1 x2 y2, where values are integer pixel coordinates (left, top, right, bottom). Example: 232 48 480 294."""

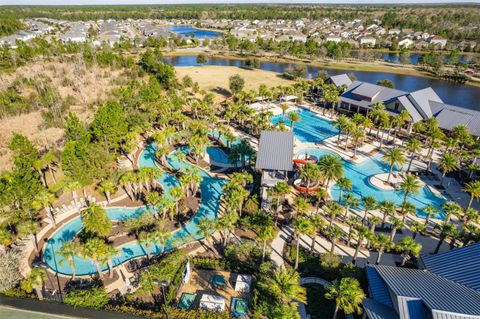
81 237 116 278
398 201 416 222
197 217 217 253
21 268 47 300
58 241 81 279
396 236 422 266
153 221 171 255
352 225 370 264
351 128 365 158
287 112 301 130
372 234 394 265
433 223 456 254
119 171 136 201
217 210 238 249
382 147 406 183
81 203 111 238
257 225 276 261
64 179 81 205
325 224 343 254
269 181 290 225
361 196 378 222
324 277 365 319
138 231 156 260
438 153 459 185
315 187 329 213
318 154 344 187
32 190 57 226
299 163 322 192
410 221 426 239
293 197 310 217
379 200 396 228
442 201 462 223
388 216 405 241
16 220 40 255
292 216 314 269
464 181 480 209
309 214 328 252
399 175 421 212
423 205 438 227
269 267 306 304
405 138 422 173
324 201 343 226
96 180 116 204
345 215 361 247
337 177 352 202
168 185 185 221
342 193 359 220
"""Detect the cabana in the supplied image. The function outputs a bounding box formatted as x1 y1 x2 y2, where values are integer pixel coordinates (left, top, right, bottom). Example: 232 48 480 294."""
280 95 298 103
250 102 276 112
199 294 226 312
234 274 253 292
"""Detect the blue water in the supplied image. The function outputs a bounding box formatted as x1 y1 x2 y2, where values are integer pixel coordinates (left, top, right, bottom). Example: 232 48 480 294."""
44 146 226 276
207 146 230 164
163 55 480 110
231 297 249 318
297 148 446 219
167 25 222 39
271 109 338 143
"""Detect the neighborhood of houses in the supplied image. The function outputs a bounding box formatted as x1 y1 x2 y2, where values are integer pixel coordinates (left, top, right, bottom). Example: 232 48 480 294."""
2 17 479 52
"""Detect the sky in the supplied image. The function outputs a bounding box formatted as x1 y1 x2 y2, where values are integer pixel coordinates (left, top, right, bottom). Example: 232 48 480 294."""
1 0 478 5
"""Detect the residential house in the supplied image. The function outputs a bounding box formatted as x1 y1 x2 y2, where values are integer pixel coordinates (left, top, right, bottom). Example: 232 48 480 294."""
398 38 414 48
359 36 376 47
428 36 448 48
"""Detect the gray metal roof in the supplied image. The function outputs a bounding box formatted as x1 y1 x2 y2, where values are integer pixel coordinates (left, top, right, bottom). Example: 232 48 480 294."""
328 74 353 87
255 131 294 171
342 81 407 106
374 265 480 316
397 95 424 123
407 87 443 119
429 101 480 137
422 243 480 293
363 298 400 319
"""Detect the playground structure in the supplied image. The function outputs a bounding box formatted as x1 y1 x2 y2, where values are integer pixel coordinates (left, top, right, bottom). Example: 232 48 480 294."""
292 153 322 193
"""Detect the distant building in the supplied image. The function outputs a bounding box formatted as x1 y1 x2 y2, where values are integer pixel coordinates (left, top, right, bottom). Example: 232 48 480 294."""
359 36 376 46
398 38 414 48
325 35 342 43
428 36 448 48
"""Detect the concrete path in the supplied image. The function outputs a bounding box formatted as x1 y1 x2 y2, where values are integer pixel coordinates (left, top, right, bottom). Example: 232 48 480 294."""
270 226 293 268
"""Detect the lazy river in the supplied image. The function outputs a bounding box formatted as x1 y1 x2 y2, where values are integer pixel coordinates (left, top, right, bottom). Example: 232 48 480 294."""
43 145 225 276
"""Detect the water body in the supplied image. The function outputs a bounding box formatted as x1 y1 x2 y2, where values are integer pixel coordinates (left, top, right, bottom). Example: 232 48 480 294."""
349 51 472 65
164 55 480 110
167 25 222 39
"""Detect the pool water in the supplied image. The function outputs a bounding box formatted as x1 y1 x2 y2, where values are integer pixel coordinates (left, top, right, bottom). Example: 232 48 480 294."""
297 148 446 219
207 146 230 164
271 109 338 143
178 293 197 310
231 298 249 318
212 274 227 287
44 145 226 276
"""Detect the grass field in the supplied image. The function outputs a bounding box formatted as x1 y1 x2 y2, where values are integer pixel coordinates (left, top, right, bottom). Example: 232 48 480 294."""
174 65 294 97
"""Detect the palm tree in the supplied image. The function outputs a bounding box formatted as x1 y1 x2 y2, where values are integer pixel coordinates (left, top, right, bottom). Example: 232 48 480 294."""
309 214 328 252
257 225 276 261
438 153 459 185
433 223 456 254
217 210 238 249
410 221 426 239
372 234 394 265
17 220 40 255
138 231 156 260
293 197 310 217
345 215 361 247
342 193 359 220
324 201 343 226
21 268 47 300
367 216 382 234
398 201 415 222
287 111 301 130
382 147 406 183
269 181 290 225
361 196 378 222
379 200 396 228
58 241 81 279
81 237 116 278
269 267 306 304
119 171 136 201
388 216 405 241
197 217 217 253
64 179 81 206
423 205 438 227
81 203 111 238
325 224 343 254
464 181 480 209
299 163 322 193
292 216 314 269
396 236 422 266
32 190 57 226
168 185 184 221
324 277 365 319
405 138 422 173
351 128 365 158
442 201 462 223
337 177 352 202
145 191 161 216
96 180 116 204
318 154 344 187
315 187 329 213
399 175 421 213
352 225 370 264
153 221 171 255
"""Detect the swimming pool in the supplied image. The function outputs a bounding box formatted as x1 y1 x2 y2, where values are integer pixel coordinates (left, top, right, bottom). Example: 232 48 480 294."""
297 148 446 219
271 108 338 143
207 146 230 164
231 297 249 318
43 145 226 276
178 293 197 310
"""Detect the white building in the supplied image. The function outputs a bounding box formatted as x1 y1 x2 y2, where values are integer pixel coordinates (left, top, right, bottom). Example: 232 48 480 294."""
359 36 376 46
398 38 414 48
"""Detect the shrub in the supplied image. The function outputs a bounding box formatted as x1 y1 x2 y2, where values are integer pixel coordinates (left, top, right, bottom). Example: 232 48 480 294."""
64 285 109 309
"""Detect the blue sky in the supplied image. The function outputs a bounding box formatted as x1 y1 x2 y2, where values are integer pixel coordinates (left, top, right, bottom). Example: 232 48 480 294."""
1 0 478 5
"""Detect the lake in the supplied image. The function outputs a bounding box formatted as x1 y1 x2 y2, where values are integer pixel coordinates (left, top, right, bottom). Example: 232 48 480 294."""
164 55 480 110
167 25 223 40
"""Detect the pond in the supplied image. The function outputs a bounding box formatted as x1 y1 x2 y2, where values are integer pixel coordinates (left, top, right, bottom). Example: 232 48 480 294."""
167 25 223 39
164 55 480 110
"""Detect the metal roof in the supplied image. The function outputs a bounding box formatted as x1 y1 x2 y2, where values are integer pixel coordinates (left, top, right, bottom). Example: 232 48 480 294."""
328 74 353 87
422 243 480 293
365 265 394 308
363 298 400 319
429 101 480 137
255 131 294 171
374 265 480 316
342 81 407 106
407 87 443 119
397 95 424 123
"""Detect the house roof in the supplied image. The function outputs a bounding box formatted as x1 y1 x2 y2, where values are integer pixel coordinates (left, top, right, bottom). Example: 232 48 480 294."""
407 87 443 119
422 243 480 292
373 265 480 316
362 298 399 319
328 74 352 87
397 95 423 122
255 131 294 171
342 81 406 105
429 101 480 137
